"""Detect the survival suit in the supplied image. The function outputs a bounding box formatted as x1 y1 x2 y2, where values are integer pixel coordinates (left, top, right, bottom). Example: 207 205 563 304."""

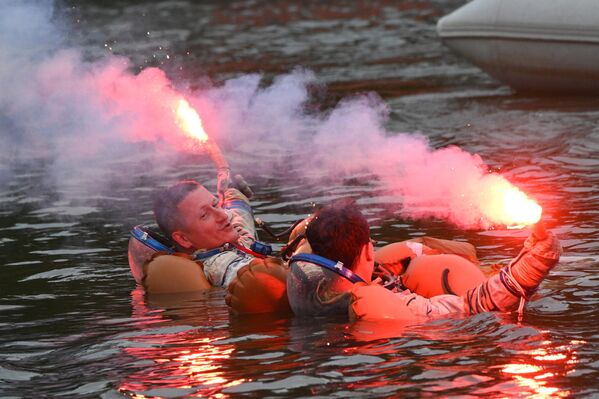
240 216 487 317
350 228 562 321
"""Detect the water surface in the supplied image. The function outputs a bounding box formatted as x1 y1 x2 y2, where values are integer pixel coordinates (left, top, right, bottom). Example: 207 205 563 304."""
1 1 598 397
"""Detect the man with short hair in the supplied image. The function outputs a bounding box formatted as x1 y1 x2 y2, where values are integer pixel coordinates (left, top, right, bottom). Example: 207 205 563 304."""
286 199 562 320
146 179 290 312
152 180 257 288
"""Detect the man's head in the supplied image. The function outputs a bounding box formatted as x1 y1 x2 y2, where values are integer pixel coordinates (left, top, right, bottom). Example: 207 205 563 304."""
305 199 374 281
153 180 239 251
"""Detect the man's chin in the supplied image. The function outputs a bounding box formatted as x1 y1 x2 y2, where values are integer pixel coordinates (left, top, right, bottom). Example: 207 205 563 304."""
226 231 240 243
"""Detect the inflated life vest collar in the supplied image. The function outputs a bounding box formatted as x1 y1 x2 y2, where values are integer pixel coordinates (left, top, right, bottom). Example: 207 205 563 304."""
130 225 175 254
289 253 366 284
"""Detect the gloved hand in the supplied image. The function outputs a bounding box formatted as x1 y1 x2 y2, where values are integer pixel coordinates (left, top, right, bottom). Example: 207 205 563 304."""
225 257 291 314
231 174 253 199
220 171 253 199
510 220 561 292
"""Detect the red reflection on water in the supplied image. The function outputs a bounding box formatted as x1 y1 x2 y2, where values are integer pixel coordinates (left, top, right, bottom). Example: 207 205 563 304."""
500 339 584 398
118 288 247 398
118 336 247 397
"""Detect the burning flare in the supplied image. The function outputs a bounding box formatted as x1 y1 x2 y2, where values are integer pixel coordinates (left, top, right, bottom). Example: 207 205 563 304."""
172 96 230 204
175 98 208 143
173 97 229 169
480 176 542 228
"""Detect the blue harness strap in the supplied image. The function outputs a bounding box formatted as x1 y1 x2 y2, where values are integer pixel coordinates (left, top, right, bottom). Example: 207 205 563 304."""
192 241 271 261
130 225 175 254
192 246 230 261
289 253 366 284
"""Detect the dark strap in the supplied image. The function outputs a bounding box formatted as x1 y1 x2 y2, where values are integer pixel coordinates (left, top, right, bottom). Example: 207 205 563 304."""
289 253 366 284
192 246 227 260
192 242 268 261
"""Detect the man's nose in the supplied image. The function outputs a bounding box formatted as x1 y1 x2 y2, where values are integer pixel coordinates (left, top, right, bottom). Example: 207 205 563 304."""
215 207 228 222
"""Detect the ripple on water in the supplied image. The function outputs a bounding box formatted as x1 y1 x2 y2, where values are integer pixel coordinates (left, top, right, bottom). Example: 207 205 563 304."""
321 354 384 367
0 1 598 398
30 248 111 256
3 260 43 266
3 222 79 231
224 375 331 394
30 206 99 217
20 266 106 282
0 365 42 382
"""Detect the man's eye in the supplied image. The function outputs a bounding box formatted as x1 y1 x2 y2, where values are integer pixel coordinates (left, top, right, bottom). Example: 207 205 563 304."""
200 212 208 219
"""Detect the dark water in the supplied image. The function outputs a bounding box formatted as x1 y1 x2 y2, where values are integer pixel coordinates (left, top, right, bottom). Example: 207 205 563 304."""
2 1 599 398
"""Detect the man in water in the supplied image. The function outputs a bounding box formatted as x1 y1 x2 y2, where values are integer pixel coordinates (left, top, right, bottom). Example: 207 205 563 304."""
150 179 290 312
152 179 258 288
286 200 562 320
286 199 373 316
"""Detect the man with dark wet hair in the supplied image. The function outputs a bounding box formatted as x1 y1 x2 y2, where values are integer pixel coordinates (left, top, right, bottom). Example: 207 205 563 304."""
286 199 562 321
305 199 371 273
286 200 376 316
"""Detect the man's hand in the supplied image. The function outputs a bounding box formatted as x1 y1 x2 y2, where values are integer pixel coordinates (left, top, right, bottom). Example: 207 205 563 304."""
221 172 253 199
231 174 253 199
225 257 290 314
510 219 561 292
531 219 547 241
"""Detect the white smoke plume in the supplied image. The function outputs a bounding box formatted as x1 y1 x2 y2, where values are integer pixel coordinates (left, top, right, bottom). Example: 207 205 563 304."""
0 0 535 228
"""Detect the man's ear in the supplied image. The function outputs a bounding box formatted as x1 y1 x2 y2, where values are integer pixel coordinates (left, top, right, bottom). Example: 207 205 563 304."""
364 241 374 262
355 242 374 266
171 230 193 249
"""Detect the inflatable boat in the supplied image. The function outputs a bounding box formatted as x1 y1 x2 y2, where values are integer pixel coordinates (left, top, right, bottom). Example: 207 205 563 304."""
437 0 599 94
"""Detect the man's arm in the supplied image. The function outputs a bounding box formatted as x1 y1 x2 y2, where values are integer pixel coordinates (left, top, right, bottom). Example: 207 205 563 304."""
461 224 561 314
223 187 257 248
350 225 562 321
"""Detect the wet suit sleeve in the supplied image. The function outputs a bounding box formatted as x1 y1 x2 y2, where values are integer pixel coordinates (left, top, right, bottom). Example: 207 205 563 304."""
223 187 257 248
203 250 255 288
399 231 562 317
461 230 562 314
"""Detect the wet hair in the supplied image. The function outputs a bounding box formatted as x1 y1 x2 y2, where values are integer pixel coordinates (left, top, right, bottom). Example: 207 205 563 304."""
153 180 202 239
305 199 370 270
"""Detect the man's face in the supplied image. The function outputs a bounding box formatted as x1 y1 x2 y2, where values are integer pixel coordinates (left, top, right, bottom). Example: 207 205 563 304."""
172 186 239 250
